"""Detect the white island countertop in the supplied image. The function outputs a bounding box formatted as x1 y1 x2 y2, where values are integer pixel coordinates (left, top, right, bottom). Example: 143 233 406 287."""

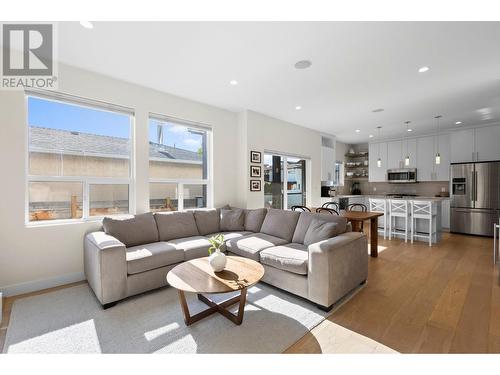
326 195 450 201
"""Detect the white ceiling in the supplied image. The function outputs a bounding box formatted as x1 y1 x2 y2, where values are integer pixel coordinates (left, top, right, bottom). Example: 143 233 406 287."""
55 21 500 143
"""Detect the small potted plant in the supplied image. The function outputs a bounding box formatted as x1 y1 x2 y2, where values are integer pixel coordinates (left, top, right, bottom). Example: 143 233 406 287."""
208 234 226 272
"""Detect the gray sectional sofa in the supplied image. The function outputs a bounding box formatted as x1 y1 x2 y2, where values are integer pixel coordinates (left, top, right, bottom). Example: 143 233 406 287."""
84 207 368 310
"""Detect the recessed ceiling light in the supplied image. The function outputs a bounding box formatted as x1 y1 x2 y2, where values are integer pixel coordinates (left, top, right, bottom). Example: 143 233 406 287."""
229 80 238 86
455 121 462 125
295 106 302 110
372 108 384 113
79 21 94 29
355 129 360 133
369 134 374 138
294 60 312 69
407 128 413 132
418 66 430 73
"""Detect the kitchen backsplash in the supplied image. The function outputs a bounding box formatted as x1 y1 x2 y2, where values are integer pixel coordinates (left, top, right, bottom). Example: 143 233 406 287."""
337 181 449 197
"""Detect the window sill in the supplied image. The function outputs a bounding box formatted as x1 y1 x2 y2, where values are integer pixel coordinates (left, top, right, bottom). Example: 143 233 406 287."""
25 217 105 228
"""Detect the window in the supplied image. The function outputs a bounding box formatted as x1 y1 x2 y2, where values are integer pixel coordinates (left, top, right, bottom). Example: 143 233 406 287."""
148 115 210 211
264 153 307 209
27 93 133 223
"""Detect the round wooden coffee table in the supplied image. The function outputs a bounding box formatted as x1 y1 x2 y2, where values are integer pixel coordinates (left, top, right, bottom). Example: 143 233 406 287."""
167 256 264 326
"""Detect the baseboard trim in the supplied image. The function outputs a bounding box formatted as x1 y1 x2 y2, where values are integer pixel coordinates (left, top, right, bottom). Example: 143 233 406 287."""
0 272 86 297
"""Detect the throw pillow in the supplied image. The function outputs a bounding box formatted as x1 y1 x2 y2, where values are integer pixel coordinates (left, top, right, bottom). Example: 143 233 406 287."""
220 208 245 231
244 208 267 232
303 218 338 246
102 212 159 247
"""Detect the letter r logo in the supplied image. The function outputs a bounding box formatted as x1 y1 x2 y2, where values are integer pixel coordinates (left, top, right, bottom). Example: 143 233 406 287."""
2 24 53 76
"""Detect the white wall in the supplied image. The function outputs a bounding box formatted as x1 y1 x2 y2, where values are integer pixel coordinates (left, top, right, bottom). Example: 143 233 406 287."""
0 63 239 295
336 141 348 162
239 110 331 209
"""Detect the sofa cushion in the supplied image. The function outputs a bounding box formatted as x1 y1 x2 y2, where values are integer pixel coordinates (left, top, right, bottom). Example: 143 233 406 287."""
226 233 288 261
167 236 212 260
244 208 268 232
206 231 252 241
154 211 199 241
126 242 184 275
260 243 309 275
292 212 348 244
193 209 220 235
303 218 339 246
103 213 159 248
220 209 245 231
260 209 300 242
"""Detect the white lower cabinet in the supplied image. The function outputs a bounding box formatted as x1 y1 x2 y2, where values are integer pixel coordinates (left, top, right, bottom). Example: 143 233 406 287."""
441 199 450 229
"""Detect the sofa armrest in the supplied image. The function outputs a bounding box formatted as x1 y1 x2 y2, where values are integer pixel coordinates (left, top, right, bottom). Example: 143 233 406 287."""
307 232 368 308
84 232 127 305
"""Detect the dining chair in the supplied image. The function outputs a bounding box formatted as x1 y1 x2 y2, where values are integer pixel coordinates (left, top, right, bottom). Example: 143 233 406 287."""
321 202 340 211
316 207 339 215
291 205 311 212
347 203 368 231
347 203 367 212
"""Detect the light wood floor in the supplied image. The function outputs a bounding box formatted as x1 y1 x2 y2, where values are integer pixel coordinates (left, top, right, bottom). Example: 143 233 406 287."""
286 232 500 353
1 232 498 354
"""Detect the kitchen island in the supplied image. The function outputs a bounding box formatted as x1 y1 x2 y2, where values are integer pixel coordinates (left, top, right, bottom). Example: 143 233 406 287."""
319 195 450 244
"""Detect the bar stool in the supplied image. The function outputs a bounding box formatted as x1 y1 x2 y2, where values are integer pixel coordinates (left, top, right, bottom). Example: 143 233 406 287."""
369 198 388 239
410 200 437 246
389 199 411 243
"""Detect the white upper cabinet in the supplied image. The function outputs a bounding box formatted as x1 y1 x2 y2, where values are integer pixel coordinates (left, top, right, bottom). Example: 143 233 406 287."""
387 140 403 169
417 135 435 181
404 138 417 168
387 139 415 169
450 125 500 163
450 128 475 163
416 133 450 181
436 133 450 180
321 145 335 181
475 126 500 162
369 142 387 182
369 132 452 183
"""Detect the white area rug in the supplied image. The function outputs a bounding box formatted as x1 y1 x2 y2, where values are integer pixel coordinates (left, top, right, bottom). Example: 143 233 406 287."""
3 283 396 353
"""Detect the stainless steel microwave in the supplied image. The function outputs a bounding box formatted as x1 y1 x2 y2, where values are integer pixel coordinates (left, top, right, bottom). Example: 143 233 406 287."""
387 168 417 183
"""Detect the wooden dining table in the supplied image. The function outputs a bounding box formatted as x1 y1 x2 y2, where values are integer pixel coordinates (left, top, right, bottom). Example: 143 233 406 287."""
340 210 383 257
309 208 384 257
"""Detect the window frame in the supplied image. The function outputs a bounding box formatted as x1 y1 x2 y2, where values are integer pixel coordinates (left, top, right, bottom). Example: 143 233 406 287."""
148 113 213 212
25 90 135 226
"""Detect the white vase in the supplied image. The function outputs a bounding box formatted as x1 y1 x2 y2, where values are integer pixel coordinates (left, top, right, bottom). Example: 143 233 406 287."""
208 248 226 272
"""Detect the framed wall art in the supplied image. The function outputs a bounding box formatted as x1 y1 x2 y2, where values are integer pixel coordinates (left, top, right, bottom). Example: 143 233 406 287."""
250 150 261 164
250 180 261 191
250 165 261 178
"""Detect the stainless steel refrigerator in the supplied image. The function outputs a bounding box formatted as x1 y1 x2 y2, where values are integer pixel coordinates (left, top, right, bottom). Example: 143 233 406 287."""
450 162 500 237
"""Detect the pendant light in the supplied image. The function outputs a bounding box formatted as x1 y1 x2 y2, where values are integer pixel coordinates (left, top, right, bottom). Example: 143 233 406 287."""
404 121 411 166
435 115 442 165
376 126 382 168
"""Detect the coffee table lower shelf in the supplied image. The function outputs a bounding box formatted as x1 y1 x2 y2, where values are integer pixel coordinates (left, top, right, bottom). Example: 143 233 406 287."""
177 288 248 326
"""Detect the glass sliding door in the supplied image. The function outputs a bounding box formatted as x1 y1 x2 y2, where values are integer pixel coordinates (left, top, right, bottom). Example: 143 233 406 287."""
286 157 306 209
264 154 284 209
264 153 307 209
